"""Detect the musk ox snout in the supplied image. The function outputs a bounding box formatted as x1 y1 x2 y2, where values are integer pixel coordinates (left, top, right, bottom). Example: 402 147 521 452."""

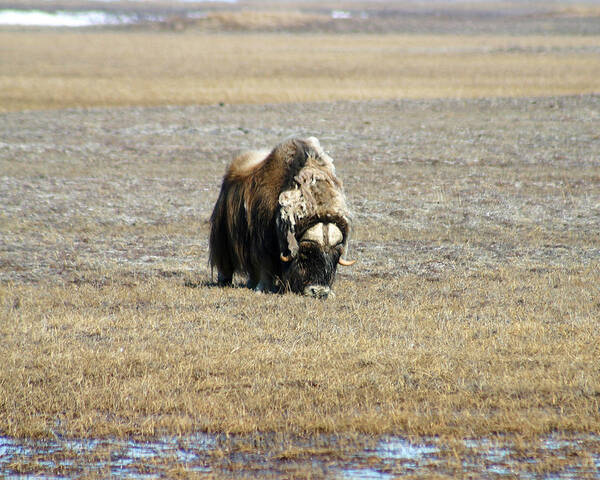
303 285 332 299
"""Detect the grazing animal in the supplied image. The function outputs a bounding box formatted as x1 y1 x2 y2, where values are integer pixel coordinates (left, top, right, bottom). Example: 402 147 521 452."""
209 137 354 298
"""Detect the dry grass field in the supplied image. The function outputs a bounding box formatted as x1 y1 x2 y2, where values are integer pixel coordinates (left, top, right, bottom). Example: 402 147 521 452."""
1 31 600 112
1 1 600 476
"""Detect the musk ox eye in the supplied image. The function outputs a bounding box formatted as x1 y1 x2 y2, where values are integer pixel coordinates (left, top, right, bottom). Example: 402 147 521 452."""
299 239 319 249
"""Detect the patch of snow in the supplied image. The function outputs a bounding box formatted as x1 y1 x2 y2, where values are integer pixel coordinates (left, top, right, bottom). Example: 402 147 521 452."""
0 9 138 27
331 10 352 20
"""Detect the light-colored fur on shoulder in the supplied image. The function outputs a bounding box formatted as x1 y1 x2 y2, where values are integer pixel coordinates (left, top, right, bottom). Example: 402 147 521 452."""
229 149 271 176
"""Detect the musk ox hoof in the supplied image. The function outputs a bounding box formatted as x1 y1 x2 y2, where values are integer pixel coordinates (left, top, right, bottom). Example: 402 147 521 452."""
254 279 276 293
303 285 333 299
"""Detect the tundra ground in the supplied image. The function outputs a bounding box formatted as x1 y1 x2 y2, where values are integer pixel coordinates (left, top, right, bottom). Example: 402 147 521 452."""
1 1 600 475
1 31 600 112
1 94 600 477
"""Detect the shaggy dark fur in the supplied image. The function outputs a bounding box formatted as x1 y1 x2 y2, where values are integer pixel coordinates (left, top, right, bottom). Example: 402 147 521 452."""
209 137 352 295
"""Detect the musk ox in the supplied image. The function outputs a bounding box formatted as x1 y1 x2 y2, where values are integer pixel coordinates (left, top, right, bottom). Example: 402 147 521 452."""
209 136 354 298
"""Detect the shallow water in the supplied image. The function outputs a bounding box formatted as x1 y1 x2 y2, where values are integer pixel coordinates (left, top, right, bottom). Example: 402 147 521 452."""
1 434 599 478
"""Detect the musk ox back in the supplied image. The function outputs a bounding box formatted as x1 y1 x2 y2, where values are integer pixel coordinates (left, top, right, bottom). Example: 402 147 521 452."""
209 137 354 298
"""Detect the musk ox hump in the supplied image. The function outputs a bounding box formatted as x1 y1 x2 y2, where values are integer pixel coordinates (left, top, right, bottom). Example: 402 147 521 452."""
272 136 335 177
304 136 335 168
228 148 271 176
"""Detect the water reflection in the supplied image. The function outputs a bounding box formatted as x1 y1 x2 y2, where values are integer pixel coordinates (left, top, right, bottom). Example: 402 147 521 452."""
1 434 598 478
0 435 213 478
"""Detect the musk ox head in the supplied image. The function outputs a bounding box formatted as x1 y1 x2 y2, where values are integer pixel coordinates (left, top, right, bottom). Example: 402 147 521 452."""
279 222 354 298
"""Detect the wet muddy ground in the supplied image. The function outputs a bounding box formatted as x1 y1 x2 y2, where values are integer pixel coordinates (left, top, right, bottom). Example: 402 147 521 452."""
2 434 600 478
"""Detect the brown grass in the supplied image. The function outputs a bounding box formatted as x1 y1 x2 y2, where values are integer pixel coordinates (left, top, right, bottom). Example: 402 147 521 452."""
1 31 599 112
2 268 599 440
187 11 330 31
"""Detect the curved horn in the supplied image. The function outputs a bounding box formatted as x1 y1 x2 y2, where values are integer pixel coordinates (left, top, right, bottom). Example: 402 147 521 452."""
280 253 292 263
338 257 356 267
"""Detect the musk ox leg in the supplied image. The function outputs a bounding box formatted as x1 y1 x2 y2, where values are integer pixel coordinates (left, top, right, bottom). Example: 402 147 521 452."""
217 271 233 287
246 276 258 290
245 266 261 290
254 271 277 293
